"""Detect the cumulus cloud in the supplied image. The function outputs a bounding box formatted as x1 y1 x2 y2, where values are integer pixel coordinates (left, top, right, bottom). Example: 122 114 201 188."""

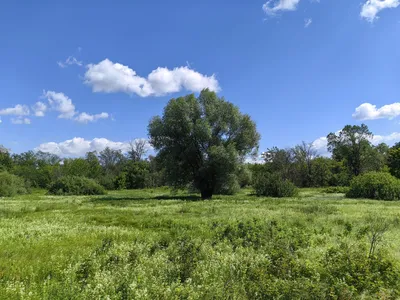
84 59 220 97
361 0 400 22
41 90 108 123
0 104 30 116
75 112 109 124
311 136 330 157
11 117 31 125
352 102 400 120
57 56 83 68
42 91 76 119
372 132 400 144
35 137 152 157
263 0 301 16
32 101 47 117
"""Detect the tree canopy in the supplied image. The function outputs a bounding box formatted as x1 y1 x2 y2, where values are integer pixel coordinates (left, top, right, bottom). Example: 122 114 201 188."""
148 89 260 199
327 124 373 176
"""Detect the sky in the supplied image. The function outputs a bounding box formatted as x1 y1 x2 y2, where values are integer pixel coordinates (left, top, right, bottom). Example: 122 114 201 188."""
1 0 400 158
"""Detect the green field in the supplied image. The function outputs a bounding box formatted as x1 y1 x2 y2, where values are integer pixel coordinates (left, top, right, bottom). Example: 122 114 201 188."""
1 189 400 299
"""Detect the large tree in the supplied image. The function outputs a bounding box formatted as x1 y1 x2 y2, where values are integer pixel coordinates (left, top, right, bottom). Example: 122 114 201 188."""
388 142 400 179
327 124 373 176
148 89 260 199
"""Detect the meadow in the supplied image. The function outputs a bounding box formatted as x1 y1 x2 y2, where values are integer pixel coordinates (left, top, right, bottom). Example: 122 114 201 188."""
1 188 400 299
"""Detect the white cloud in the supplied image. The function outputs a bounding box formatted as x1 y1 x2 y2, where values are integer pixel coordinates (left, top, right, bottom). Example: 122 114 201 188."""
361 0 400 22
312 136 330 157
263 0 301 16
0 104 30 116
42 90 109 124
304 18 312 28
11 117 31 125
352 102 400 120
372 132 400 144
75 112 109 124
35 137 152 157
32 101 47 117
43 90 76 119
57 56 83 68
84 59 220 97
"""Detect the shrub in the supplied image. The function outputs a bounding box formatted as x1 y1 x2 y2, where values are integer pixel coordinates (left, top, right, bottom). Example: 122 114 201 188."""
215 173 240 195
346 172 400 200
237 165 252 188
113 172 127 190
0 171 29 197
97 174 116 190
253 172 298 197
48 176 106 196
323 186 350 194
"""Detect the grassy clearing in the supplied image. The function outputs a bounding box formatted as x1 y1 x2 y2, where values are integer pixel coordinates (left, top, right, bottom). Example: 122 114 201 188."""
1 188 400 299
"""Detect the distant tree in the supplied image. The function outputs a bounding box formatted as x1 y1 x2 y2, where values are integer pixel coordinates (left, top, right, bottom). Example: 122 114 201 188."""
327 124 373 176
262 147 294 180
85 151 102 179
363 143 389 173
99 147 126 175
388 143 400 179
63 158 90 177
148 89 260 199
0 146 13 171
125 161 151 189
292 141 318 187
128 139 149 162
35 151 61 166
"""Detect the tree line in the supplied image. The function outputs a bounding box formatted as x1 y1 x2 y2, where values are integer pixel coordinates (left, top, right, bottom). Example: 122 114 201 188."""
1 89 400 199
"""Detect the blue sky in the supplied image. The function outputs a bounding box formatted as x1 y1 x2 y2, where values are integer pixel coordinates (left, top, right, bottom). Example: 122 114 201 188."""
1 0 400 157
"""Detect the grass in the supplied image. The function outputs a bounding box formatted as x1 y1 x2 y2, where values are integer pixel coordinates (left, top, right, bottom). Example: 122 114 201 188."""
1 188 400 299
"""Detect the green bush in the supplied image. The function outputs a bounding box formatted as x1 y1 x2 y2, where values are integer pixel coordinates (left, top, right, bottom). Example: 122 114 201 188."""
253 172 298 197
113 172 127 190
323 186 350 194
237 165 252 188
346 172 400 200
48 176 106 196
97 174 116 190
0 171 29 197
215 173 240 195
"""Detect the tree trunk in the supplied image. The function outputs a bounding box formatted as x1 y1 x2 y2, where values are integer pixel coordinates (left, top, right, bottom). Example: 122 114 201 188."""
201 189 213 200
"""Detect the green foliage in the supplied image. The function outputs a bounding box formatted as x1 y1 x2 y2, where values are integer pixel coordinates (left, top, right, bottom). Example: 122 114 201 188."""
0 171 29 197
97 173 116 190
11 151 61 188
113 172 127 190
327 124 373 177
346 172 400 200
388 146 400 179
125 161 151 189
62 158 90 177
323 186 350 194
253 171 298 197
0 149 13 171
236 164 252 188
48 176 106 195
0 188 400 299
214 173 240 195
148 89 260 199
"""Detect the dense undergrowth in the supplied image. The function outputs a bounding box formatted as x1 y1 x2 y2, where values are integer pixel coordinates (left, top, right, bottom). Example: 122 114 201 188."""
0 188 400 299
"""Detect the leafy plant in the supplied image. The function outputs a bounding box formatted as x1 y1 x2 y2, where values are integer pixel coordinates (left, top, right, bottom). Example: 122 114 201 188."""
323 186 350 194
0 171 29 197
346 172 400 200
253 172 298 197
48 176 106 195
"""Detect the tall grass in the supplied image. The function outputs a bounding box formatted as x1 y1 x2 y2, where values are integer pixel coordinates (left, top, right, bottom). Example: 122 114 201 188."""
0 188 400 299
